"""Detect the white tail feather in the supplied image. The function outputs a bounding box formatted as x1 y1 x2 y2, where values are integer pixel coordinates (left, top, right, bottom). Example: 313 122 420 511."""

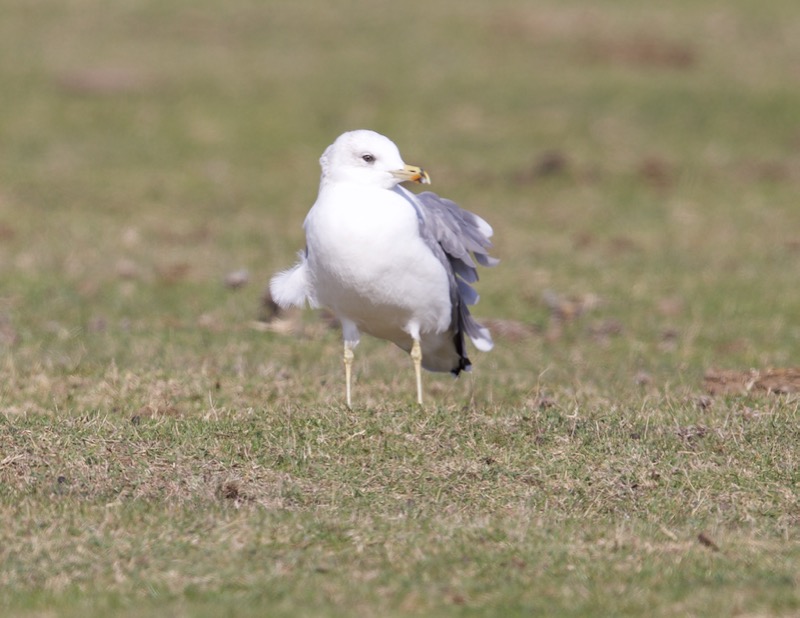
269 260 312 309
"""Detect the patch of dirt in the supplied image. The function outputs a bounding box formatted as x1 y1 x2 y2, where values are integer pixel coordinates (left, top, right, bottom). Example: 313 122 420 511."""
153 224 213 245
56 68 154 96
675 424 709 442
607 236 642 255
638 156 675 189
697 532 720 552
588 318 624 340
156 262 192 284
224 268 250 289
540 289 605 342
656 296 685 317
736 159 799 184
542 289 601 322
133 403 182 421
511 150 571 185
703 368 800 395
481 318 539 342
584 35 697 69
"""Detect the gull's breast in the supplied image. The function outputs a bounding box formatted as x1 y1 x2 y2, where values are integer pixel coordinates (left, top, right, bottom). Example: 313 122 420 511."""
305 184 452 337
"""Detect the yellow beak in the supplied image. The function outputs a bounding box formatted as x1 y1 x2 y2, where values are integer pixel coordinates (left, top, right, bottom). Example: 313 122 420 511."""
391 164 431 185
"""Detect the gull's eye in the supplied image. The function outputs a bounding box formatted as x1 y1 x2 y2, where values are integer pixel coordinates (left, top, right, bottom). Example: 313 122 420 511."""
361 153 375 164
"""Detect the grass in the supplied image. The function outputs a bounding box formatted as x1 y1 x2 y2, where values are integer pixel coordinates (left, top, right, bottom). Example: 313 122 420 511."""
1 0 799 615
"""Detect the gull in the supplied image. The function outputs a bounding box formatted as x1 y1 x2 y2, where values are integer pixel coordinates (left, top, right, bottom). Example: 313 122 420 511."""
270 130 497 407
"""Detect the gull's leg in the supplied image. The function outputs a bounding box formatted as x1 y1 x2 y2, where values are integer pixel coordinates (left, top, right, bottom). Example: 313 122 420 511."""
343 342 354 409
410 339 423 405
341 319 360 409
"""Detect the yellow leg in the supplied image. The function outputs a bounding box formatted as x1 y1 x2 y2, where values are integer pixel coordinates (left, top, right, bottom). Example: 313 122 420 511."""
343 344 354 409
410 339 423 405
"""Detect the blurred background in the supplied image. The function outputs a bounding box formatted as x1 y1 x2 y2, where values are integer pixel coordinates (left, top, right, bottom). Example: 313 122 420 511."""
1 0 799 407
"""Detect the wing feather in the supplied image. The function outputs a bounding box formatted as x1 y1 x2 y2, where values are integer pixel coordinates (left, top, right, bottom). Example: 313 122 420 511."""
407 190 498 365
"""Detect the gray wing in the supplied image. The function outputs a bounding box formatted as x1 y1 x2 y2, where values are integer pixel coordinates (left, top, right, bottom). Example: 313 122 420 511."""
412 191 498 373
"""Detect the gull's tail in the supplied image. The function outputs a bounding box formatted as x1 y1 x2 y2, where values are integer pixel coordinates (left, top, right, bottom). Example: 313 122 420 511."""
269 251 316 309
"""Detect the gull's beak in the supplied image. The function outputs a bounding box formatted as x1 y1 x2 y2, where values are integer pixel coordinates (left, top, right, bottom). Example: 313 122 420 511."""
392 164 431 185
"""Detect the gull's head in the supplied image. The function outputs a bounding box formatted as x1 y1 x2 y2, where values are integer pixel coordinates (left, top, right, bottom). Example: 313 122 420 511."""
319 130 430 190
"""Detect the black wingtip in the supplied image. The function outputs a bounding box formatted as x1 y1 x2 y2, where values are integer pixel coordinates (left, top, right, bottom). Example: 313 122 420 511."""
450 357 472 377
450 325 472 376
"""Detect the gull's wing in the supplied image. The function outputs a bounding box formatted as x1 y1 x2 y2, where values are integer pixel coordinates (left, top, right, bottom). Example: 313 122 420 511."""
403 189 498 373
415 191 499 278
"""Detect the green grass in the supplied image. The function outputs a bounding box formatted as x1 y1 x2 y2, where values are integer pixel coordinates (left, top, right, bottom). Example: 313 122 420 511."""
1 0 799 616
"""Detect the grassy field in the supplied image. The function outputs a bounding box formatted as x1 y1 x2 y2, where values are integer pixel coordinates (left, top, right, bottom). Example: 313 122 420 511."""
1 0 799 615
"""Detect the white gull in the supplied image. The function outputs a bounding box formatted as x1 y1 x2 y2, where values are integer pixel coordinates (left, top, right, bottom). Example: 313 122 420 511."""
270 129 497 407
